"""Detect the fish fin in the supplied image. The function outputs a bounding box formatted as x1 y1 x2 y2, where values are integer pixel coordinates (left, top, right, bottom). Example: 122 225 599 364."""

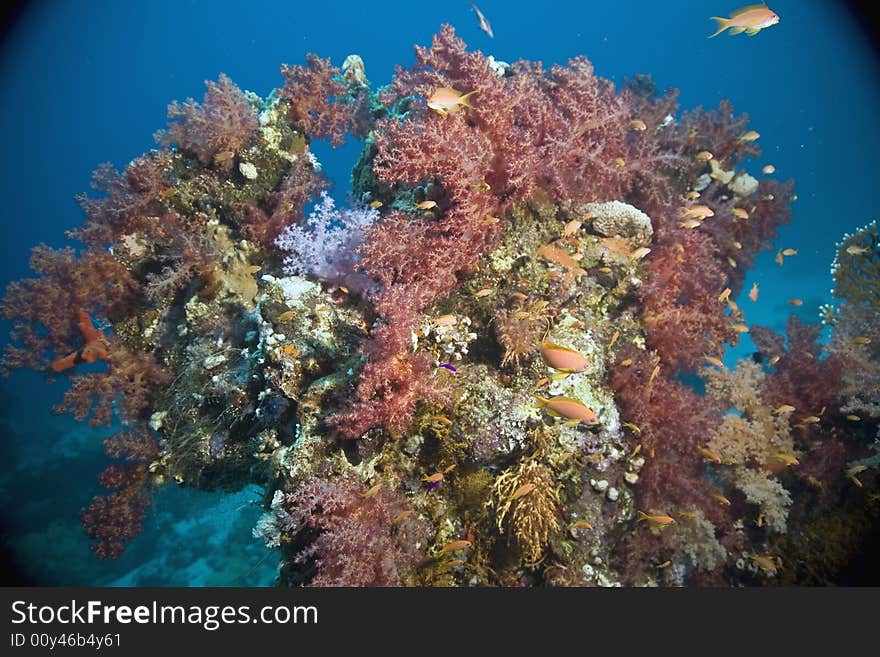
550 371 571 381
746 27 761 35
729 26 746 35
458 90 479 109
708 17 730 38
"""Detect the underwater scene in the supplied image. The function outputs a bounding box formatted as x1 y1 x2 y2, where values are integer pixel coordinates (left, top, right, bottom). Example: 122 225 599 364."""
1 0 879 587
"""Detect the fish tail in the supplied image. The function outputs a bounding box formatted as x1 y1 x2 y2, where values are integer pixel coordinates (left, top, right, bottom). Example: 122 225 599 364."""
708 17 730 38
636 510 649 522
459 89 479 109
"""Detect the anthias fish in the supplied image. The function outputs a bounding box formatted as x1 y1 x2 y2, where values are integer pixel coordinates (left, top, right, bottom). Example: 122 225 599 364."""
709 3 780 38
427 87 478 116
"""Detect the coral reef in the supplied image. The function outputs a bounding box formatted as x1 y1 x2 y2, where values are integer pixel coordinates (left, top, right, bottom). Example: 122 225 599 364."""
3 26 876 586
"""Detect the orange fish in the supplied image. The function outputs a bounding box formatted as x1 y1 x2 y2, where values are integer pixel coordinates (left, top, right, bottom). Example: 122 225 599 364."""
738 129 762 142
637 511 676 528
360 483 382 499
787 298 803 306
709 2 779 39
439 539 472 554
732 207 750 220
534 395 600 425
698 446 723 463
427 87 478 116
682 204 715 220
510 483 535 500
695 150 714 162
415 200 437 210
423 472 445 484
563 219 582 236
540 339 590 373
749 281 759 302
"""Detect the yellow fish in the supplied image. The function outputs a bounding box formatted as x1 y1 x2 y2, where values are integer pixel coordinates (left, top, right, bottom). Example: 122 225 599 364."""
846 245 869 256
682 204 715 220
415 200 438 210
695 150 714 162
369 200 383 208
439 539 472 554
630 246 652 260
769 452 799 467
732 207 749 220
570 520 593 530
510 483 535 500
637 511 676 528
360 483 382 499
426 87 478 116
698 446 723 463
710 4 780 39
629 119 648 131
849 336 871 346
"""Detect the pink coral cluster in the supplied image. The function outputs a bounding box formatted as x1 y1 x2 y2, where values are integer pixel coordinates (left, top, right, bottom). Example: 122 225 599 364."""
277 475 429 586
81 430 159 559
280 54 372 146
156 73 259 169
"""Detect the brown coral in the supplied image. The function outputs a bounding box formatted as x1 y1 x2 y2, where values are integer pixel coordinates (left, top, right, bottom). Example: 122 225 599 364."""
489 456 561 566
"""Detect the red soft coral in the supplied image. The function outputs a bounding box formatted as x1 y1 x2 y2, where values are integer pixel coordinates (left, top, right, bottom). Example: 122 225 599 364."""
751 316 843 430
640 231 740 371
280 54 372 146
81 429 159 559
156 73 258 168
279 475 429 586
1 246 139 373
54 335 170 426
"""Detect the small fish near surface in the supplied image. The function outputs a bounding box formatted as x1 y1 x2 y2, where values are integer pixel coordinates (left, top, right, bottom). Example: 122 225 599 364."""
709 3 780 38
470 2 494 38
427 87 478 116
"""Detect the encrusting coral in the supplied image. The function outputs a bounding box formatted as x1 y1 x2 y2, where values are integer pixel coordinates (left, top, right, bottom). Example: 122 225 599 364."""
3 25 877 585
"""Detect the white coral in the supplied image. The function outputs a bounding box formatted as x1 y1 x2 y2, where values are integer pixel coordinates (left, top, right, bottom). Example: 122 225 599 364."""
584 201 654 246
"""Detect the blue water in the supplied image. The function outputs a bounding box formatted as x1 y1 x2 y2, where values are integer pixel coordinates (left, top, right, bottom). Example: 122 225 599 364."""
1 0 878 585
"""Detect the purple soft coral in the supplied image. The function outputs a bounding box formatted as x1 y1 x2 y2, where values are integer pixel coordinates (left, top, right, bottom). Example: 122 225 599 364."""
275 191 379 293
